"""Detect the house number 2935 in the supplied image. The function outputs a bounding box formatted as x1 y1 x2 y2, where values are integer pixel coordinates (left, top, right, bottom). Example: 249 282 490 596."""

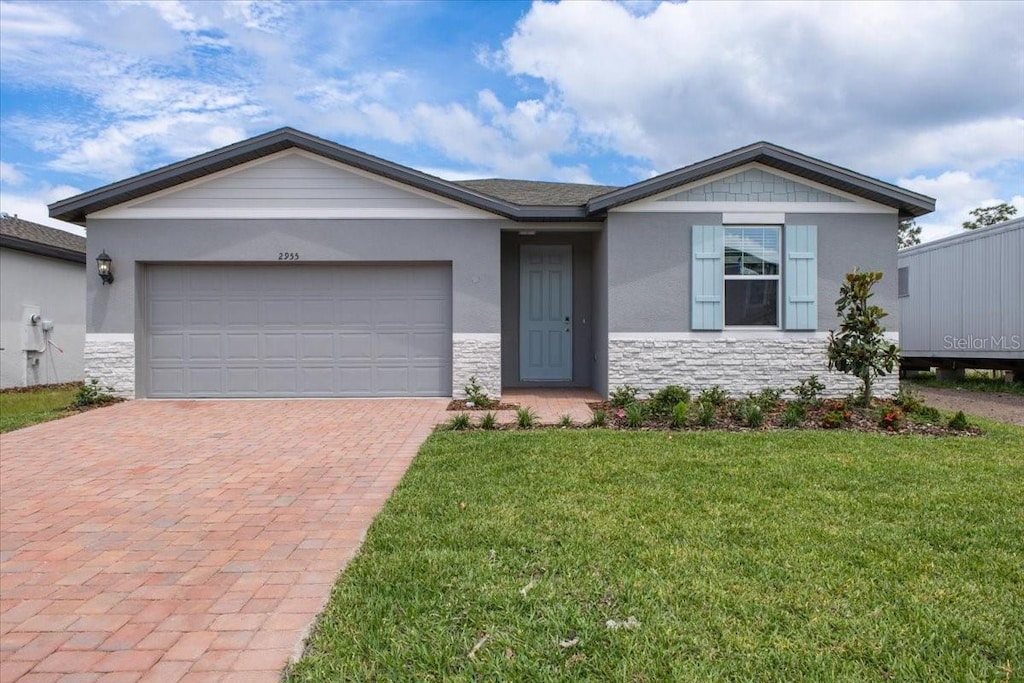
278 252 300 260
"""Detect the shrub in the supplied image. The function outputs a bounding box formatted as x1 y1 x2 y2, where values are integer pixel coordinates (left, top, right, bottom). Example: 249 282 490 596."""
751 388 783 412
623 402 646 428
446 413 471 431
791 375 826 405
478 412 498 430
878 407 903 431
74 379 115 407
695 400 716 427
948 411 970 431
698 385 730 407
826 270 900 406
558 414 574 428
649 385 691 416
463 375 495 409
910 405 942 424
609 385 640 408
590 409 607 427
893 385 924 413
735 399 764 428
781 402 806 428
516 407 538 429
820 410 850 429
670 401 689 428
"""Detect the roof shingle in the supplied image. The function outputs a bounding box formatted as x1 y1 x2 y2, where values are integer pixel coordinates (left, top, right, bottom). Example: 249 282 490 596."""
455 179 621 206
0 214 86 260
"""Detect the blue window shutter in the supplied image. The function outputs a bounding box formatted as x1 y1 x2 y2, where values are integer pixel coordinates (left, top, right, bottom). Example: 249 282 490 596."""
784 224 817 330
691 225 724 330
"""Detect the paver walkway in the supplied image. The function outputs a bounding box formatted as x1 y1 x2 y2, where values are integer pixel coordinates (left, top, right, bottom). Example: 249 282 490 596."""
495 388 601 425
0 399 447 682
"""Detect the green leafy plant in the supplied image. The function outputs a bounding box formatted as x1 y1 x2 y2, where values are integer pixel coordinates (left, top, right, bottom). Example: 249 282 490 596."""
478 412 498 430
878 407 903 431
463 375 495 409
698 385 730 407
558 414 574 428
670 400 689 429
734 398 764 428
695 400 716 427
781 402 807 428
751 388 783 412
893 385 924 413
948 411 970 431
445 413 471 431
73 379 116 407
624 402 647 428
590 409 607 427
649 385 691 416
826 270 900 406
516 407 538 429
609 385 640 408
909 405 942 424
820 409 851 429
791 375 826 405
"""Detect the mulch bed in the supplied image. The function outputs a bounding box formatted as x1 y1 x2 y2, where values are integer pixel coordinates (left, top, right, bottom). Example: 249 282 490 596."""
0 381 83 394
447 400 520 411
585 398 981 436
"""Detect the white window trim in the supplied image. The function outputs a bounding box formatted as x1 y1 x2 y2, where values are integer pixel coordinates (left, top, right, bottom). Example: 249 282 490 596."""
724 225 782 329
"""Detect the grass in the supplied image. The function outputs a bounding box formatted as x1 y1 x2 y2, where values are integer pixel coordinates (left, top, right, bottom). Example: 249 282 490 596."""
287 426 1024 682
0 383 81 432
907 370 1024 396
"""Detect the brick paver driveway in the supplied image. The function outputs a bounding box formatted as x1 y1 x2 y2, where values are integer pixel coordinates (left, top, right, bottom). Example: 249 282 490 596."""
0 398 447 682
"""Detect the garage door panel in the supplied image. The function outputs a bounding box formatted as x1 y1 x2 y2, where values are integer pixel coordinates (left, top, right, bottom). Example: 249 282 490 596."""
146 264 451 397
226 334 259 360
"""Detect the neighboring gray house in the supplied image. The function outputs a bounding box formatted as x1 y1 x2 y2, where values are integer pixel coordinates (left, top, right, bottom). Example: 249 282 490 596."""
49 128 934 400
899 217 1023 375
0 214 86 388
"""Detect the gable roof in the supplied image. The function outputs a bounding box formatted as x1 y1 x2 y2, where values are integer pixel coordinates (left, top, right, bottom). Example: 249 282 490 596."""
49 128 935 224
0 214 86 263
587 141 935 219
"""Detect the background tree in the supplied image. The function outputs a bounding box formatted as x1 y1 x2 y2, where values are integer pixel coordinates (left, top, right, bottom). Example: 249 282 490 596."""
962 203 1017 230
898 219 921 249
827 270 900 406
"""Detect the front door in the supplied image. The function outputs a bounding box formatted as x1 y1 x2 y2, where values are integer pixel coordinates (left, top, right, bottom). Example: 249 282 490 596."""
520 245 572 381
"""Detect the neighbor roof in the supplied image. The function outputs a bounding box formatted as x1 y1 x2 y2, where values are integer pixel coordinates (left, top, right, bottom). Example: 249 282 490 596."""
49 127 935 224
0 214 86 263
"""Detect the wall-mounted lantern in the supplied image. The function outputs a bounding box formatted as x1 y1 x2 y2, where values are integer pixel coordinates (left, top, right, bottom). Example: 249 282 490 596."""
96 250 114 285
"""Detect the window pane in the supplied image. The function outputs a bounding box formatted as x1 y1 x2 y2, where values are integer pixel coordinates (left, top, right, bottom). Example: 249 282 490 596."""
725 279 779 326
724 227 779 275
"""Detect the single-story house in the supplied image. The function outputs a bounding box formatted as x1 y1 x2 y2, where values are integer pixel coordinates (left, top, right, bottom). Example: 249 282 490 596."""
0 214 86 388
899 216 1023 377
49 128 934 400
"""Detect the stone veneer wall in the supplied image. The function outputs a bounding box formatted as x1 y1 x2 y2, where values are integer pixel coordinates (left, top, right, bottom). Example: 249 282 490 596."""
608 337 899 398
84 335 135 398
452 334 502 400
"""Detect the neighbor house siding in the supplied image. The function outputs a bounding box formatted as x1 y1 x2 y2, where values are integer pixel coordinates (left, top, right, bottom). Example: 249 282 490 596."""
0 248 86 388
604 211 899 397
84 217 504 398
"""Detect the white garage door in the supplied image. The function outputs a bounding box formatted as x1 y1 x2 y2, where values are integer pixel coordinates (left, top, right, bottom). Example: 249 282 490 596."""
145 264 452 398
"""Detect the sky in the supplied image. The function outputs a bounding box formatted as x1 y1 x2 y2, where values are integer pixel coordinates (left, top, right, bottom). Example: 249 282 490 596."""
1 0 1021 242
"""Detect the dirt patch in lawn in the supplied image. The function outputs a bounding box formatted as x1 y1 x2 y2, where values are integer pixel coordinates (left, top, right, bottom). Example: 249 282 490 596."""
447 400 521 411
914 387 1024 427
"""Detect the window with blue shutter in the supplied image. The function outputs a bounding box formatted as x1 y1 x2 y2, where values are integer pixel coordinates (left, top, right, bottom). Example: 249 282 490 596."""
691 225 724 330
783 224 817 330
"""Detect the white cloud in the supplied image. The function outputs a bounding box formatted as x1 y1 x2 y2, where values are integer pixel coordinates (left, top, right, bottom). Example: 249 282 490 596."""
0 183 86 236
0 161 25 185
899 170 1022 242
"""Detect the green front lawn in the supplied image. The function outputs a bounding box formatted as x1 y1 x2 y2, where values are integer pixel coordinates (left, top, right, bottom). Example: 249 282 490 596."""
288 427 1023 682
0 383 81 432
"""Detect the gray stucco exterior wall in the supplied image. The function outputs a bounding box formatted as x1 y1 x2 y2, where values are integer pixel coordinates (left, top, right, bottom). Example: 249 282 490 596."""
85 218 503 335
0 248 85 388
606 211 898 333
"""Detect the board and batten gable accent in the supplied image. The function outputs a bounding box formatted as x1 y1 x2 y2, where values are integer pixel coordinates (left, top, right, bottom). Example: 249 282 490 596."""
784 225 818 330
691 225 724 330
89 149 500 220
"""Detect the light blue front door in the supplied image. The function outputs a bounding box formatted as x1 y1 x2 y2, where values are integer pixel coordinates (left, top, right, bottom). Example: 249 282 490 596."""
520 245 572 381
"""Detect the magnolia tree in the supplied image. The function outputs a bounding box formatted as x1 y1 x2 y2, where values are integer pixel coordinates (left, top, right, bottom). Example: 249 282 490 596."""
826 270 900 406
